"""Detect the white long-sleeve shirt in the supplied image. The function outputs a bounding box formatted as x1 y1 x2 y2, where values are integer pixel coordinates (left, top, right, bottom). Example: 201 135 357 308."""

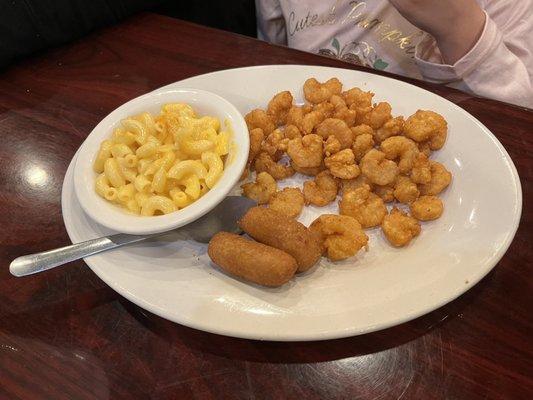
256 0 533 108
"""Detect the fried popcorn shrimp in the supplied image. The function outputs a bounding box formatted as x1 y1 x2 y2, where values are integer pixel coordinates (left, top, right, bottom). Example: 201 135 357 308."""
208 232 297 287
418 161 452 195
267 91 293 125
254 152 295 180
303 171 339 206
291 161 325 176
329 94 347 109
324 135 341 156
352 133 375 162
248 128 264 164
301 110 325 134
287 134 323 168
417 140 432 157
303 77 342 104
394 175 420 204
309 215 368 261
245 109 275 135
238 207 323 272
368 102 392 129
351 124 374 137
380 136 418 174
330 95 357 126
373 184 395 203
261 129 285 158
343 87 374 113
325 149 360 179
286 105 312 129
360 149 399 186
269 187 305 219
339 184 387 228
410 195 444 221
374 116 404 143
340 175 372 194
316 118 354 149
404 110 448 150
284 124 302 140
241 171 277 204
313 101 335 118
382 208 421 247
334 107 358 127
410 153 431 184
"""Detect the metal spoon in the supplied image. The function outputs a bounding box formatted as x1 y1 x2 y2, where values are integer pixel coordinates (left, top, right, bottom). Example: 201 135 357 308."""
10 196 255 277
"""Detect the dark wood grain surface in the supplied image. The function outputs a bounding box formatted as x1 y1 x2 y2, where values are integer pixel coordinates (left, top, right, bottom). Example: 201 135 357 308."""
0 13 531 400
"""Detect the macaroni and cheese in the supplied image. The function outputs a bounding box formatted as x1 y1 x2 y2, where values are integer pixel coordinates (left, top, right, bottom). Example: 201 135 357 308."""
93 103 230 216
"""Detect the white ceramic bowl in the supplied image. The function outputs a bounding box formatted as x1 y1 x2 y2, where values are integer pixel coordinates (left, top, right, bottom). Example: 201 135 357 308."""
73 88 249 235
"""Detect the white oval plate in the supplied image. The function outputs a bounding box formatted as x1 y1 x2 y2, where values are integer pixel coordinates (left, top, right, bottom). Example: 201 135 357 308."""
62 65 522 341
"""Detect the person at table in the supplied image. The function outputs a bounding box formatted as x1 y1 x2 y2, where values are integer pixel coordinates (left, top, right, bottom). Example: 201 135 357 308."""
256 0 533 108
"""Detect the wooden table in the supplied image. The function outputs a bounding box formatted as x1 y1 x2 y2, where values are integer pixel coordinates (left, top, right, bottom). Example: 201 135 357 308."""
0 13 531 400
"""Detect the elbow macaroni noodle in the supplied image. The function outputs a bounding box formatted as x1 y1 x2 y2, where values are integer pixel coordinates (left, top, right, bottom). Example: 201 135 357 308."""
93 103 230 216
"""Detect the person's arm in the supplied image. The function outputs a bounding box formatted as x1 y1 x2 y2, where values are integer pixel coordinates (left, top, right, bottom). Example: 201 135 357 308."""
390 0 533 108
255 0 287 45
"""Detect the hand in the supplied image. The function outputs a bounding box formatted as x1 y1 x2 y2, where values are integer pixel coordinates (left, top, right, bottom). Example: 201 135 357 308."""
388 0 486 64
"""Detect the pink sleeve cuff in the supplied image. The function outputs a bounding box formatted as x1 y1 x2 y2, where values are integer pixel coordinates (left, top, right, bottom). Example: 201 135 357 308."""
414 11 501 82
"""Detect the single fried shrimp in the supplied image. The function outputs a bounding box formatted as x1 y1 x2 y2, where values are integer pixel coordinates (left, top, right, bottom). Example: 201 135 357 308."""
339 184 387 228
394 175 420 204
245 109 275 135
360 149 399 186
330 95 357 126
309 214 368 261
368 102 393 129
341 175 372 195
351 124 374 137
316 118 353 149
241 171 277 204
291 161 325 176
324 135 341 156
410 195 444 221
267 91 293 125
418 161 452 195
304 77 342 104
325 149 360 179
334 107 357 127
382 208 421 247
329 94 346 109
269 187 305 219
343 87 373 110
410 152 431 184
374 116 404 143
284 124 302 140
254 152 295 180
380 136 418 174
286 105 312 130
373 184 395 203
404 110 447 150
287 134 323 168
303 171 339 206
352 133 375 162
301 110 325 134
248 128 264 164
313 101 335 118
261 129 285 157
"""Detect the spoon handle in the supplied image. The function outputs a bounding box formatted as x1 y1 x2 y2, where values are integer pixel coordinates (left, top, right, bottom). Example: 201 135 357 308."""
9 234 149 277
